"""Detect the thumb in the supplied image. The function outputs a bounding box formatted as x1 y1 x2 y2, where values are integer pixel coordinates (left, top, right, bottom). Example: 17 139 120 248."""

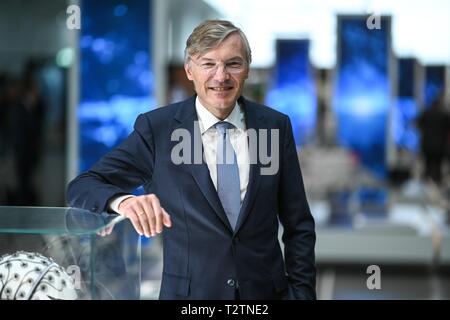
162 208 172 227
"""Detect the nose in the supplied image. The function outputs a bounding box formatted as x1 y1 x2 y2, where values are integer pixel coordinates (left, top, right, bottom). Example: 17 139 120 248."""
213 64 230 81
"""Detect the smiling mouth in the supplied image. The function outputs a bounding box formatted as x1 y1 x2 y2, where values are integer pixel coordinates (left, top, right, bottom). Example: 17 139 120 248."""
209 87 233 91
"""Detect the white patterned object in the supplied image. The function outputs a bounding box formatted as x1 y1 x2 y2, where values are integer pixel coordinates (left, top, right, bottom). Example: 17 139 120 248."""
0 251 78 300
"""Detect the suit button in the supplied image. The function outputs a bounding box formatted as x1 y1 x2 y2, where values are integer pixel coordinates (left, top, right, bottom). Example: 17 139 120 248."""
227 279 236 287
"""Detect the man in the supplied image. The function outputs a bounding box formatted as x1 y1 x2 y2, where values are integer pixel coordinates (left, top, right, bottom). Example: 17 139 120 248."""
67 20 316 300
417 92 450 185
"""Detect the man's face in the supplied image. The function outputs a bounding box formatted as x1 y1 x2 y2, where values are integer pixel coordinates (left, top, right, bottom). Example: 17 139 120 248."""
185 33 249 118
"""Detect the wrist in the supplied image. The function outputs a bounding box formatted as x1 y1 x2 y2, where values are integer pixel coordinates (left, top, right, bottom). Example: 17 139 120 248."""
109 194 135 214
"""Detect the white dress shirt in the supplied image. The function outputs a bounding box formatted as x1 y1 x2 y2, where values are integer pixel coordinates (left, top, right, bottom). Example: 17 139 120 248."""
110 97 250 213
195 98 249 203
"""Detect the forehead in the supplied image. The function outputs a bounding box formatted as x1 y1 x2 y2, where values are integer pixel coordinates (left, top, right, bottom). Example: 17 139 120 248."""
199 33 245 60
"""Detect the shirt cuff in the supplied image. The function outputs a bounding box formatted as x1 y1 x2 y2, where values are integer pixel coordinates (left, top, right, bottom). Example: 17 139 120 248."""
109 195 135 214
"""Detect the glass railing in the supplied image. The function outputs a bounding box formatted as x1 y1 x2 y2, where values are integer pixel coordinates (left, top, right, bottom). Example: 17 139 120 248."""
0 206 140 300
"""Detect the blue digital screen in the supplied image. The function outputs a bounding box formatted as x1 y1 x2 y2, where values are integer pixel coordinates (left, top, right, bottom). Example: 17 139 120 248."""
392 58 419 152
79 0 154 172
424 65 445 108
356 186 388 218
265 39 316 146
333 16 391 178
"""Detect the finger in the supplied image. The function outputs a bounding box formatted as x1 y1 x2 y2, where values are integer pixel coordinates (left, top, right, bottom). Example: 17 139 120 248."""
151 198 164 234
130 202 151 238
142 198 156 236
133 202 150 238
162 207 172 228
147 195 161 236
125 211 144 236
106 226 113 235
137 211 151 238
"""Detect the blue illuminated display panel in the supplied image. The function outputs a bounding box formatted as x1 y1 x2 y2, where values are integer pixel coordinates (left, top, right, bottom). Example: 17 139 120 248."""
265 39 317 146
79 0 154 172
334 16 391 178
424 65 445 109
393 58 419 152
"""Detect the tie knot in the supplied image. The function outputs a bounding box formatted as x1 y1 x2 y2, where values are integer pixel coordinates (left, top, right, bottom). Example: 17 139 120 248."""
215 121 234 134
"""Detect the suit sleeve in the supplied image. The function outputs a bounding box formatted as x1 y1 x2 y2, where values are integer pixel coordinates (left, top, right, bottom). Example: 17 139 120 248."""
66 113 155 213
277 115 316 300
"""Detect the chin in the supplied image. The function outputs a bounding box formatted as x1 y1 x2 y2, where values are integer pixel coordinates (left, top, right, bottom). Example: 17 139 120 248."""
211 94 238 106
215 99 236 110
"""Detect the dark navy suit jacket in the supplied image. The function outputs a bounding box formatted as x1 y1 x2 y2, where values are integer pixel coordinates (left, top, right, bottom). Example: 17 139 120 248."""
67 95 316 300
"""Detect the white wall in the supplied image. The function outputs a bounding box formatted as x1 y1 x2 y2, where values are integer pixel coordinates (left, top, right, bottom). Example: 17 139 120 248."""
205 0 450 68
167 0 221 64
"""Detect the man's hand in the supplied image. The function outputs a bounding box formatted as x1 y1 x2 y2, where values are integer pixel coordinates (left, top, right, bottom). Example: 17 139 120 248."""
118 194 172 237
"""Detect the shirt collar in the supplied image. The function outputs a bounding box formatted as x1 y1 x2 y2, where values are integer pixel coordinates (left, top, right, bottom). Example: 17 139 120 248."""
195 97 245 134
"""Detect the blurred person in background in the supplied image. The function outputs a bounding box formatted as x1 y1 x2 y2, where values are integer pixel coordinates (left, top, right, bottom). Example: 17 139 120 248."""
0 72 9 203
1 75 22 204
417 91 450 186
9 60 45 205
67 20 316 300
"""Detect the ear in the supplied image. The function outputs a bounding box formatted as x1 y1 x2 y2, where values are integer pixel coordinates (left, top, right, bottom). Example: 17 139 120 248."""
184 62 194 81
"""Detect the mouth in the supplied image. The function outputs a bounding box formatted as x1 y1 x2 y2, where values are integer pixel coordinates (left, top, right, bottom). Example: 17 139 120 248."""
209 86 234 92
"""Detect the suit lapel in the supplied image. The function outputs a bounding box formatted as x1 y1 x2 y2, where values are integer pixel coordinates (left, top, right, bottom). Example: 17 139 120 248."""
234 97 265 234
171 96 233 232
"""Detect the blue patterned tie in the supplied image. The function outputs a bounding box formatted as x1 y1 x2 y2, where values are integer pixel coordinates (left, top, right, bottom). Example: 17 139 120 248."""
215 121 241 230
